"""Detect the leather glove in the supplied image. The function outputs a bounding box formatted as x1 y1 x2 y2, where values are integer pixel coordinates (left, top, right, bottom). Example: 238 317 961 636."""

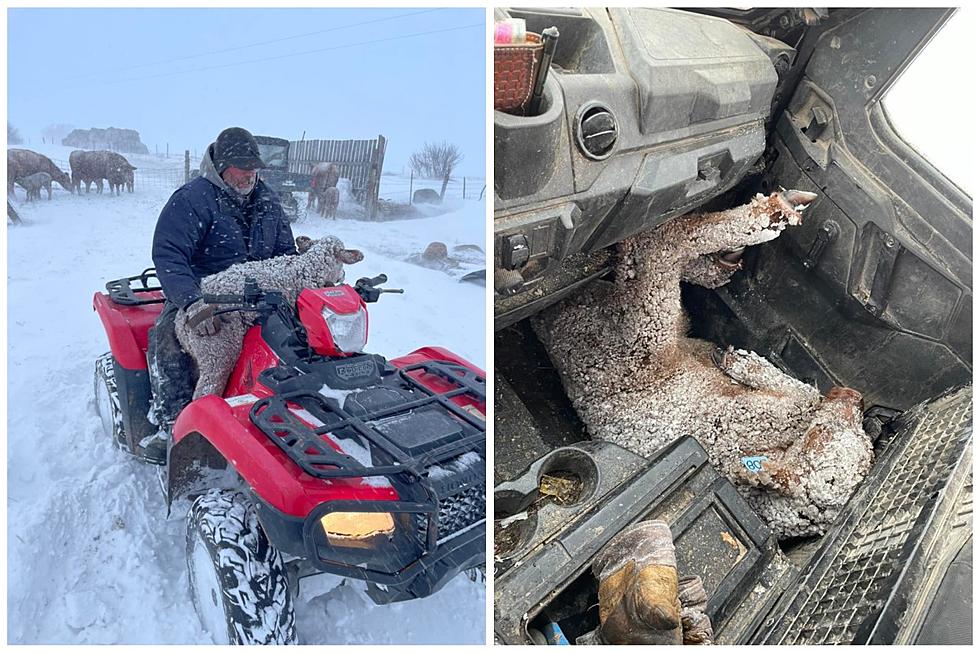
185 299 222 337
592 521 683 645
678 575 713 645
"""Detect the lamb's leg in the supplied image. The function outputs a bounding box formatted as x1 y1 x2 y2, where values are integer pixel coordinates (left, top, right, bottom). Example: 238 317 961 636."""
712 346 821 400
191 335 243 399
677 190 816 257
681 254 740 289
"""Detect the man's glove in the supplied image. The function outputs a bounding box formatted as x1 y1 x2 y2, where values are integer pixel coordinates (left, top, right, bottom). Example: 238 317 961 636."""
185 299 222 337
679 575 713 645
591 521 683 645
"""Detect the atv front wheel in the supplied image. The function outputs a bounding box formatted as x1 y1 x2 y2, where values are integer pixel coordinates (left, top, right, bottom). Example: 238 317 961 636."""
186 489 297 644
94 352 129 451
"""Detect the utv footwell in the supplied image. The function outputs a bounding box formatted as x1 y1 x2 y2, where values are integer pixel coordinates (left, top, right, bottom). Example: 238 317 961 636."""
494 386 972 645
752 385 973 645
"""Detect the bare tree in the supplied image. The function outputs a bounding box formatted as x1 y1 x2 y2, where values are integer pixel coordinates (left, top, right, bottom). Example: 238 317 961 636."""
8 122 24 145
408 141 464 199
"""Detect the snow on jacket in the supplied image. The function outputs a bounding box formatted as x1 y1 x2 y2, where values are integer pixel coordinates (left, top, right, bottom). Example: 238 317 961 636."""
151 145 297 308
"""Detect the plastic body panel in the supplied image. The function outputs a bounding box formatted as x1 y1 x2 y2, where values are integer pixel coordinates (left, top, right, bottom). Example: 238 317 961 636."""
93 291 163 370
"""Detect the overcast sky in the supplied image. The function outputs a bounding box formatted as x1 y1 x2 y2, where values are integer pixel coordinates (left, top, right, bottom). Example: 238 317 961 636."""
8 7 486 176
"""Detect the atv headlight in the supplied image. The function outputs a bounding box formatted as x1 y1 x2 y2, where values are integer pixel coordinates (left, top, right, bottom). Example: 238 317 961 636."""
321 305 367 353
320 511 395 546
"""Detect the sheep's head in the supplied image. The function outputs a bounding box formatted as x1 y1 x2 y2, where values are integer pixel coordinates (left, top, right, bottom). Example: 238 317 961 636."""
297 235 364 286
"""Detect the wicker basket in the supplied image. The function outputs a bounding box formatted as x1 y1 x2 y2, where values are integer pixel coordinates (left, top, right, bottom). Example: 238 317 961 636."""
494 32 543 116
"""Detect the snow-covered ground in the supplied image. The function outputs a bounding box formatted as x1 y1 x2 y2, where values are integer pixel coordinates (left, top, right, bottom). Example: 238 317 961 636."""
6 146 487 644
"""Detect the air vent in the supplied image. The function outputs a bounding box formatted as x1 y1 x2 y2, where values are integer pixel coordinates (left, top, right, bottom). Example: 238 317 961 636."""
575 103 618 160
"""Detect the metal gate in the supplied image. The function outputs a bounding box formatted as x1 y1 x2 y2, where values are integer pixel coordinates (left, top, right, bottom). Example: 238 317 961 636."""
289 135 387 219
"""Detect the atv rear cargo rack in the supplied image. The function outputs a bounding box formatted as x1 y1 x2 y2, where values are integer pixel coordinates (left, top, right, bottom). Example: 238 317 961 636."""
105 268 165 305
250 359 486 483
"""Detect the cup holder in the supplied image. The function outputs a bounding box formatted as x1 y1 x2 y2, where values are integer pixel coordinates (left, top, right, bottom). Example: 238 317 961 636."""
536 448 600 507
494 447 601 562
494 489 540 560
494 77 564 199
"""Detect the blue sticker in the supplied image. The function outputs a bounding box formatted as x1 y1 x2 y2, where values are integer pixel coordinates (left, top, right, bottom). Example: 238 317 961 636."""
741 455 769 473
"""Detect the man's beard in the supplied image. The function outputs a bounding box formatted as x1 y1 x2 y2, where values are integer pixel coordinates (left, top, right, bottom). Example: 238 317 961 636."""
231 179 256 195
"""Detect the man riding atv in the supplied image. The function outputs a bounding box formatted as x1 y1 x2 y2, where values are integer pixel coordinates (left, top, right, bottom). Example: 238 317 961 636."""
145 126 297 462
93 126 487 643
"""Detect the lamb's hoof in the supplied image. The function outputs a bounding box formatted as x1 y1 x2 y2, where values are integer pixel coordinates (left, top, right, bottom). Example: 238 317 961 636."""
713 247 745 270
779 189 818 209
710 345 730 371
758 189 818 229
773 189 818 226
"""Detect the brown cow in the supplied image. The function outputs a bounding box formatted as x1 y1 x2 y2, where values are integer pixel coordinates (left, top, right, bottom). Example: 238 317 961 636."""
7 149 72 197
70 150 137 195
307 162 340 218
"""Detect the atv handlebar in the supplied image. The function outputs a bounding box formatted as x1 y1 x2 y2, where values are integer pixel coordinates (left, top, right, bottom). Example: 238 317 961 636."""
354 274 404 303
198 275 403 312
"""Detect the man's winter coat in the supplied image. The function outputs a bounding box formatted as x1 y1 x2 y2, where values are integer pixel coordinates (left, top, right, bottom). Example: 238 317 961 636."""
152 145 297 308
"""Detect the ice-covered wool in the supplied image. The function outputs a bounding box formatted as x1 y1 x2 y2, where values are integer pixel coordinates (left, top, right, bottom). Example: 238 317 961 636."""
175 236 363 399
533 191 873 539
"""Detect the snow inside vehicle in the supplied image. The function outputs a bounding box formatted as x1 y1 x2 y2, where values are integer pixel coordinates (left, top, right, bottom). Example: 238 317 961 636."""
93 270 486 644
493 7 971 646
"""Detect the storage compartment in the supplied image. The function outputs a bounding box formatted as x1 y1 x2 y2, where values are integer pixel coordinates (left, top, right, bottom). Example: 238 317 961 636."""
609 8 778 135
507 8 615 74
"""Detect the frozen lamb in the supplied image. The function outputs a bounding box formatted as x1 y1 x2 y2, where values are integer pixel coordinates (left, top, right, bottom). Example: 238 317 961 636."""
175 235 363 399
533 190 873 539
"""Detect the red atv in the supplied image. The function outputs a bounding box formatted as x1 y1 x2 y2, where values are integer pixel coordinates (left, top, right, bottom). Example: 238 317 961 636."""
93 270 486 644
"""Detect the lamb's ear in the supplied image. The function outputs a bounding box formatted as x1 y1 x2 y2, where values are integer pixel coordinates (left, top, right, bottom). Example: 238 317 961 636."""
338 248 364 264
295 235 314 254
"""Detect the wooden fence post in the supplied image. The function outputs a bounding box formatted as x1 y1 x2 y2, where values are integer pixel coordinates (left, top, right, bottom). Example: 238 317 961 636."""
184 150 190 184
366 134 387 221
463 177 466 199
409 171 414 204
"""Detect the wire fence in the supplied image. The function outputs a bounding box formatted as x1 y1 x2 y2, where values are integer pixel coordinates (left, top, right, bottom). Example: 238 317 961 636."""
47 155 188 193
379 174 486 204
44 154 486 204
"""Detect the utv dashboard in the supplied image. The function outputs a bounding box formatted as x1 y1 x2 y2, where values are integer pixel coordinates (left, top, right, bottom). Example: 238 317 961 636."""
493 7 794 327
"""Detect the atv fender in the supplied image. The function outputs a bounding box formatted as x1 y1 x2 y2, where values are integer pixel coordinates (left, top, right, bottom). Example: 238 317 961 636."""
391 346 485 375
93 291 161 370
167 395 398 515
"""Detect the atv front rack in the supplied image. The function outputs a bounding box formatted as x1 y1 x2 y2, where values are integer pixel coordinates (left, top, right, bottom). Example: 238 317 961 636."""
250 358 487 584
250 359 486 483
105 268 165 306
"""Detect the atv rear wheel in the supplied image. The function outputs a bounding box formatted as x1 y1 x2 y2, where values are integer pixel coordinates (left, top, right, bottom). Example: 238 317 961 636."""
94 352 129 451
186 489 297 644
